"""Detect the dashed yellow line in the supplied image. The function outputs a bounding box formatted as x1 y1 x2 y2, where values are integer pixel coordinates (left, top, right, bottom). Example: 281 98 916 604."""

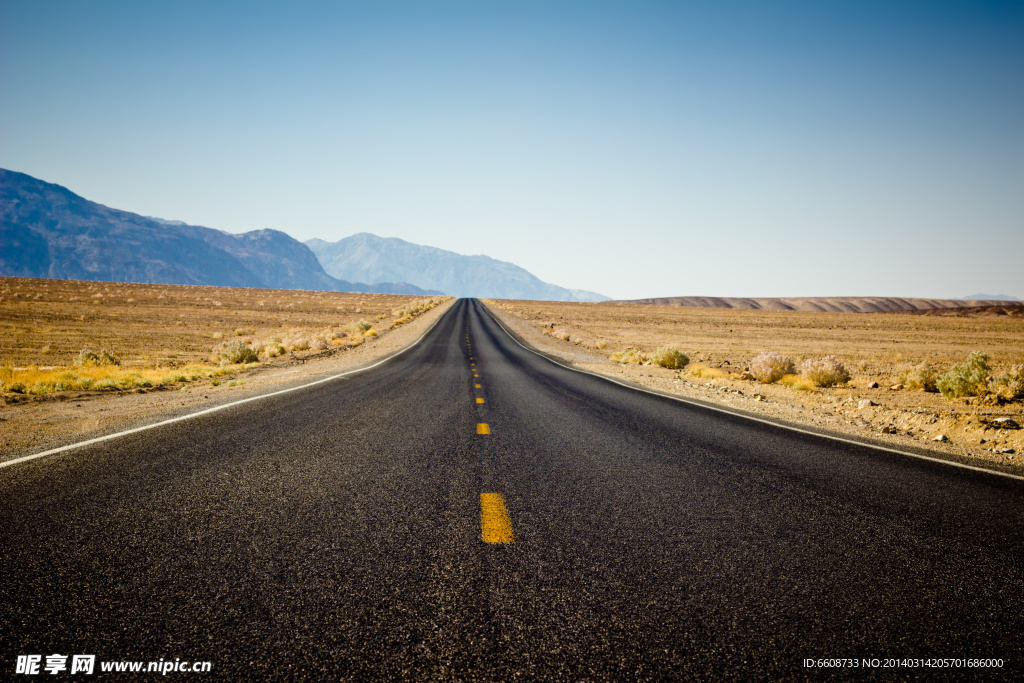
480 493 514 543
476 397 485 404
477 423 490 434
475 383 481 388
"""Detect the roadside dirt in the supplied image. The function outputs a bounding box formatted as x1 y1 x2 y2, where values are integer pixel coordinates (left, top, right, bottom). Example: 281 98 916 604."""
483 300 1024 475
0 296 455 461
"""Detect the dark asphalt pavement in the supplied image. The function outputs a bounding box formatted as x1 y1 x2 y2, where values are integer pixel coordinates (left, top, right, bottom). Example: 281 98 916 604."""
3 298 1023 680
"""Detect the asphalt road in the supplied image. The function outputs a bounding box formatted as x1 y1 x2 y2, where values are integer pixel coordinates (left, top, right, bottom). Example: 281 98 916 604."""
3 298 1023 680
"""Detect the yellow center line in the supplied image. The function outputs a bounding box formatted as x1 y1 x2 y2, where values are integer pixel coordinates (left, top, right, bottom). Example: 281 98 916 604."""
480 493 514 543
475 383 481 388
476 397 485 403
476 423 490 434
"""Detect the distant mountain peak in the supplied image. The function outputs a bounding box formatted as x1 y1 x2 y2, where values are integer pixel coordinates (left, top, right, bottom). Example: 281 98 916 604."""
305 233 608 302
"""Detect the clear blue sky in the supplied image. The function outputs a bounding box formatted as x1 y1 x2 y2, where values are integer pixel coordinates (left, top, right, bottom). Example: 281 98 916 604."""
2 1 1021 300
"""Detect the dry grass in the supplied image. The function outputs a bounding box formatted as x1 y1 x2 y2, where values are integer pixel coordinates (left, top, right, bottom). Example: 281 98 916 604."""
685 363 729 380
0 363 232 395
0 277 448 395
779 374 816 391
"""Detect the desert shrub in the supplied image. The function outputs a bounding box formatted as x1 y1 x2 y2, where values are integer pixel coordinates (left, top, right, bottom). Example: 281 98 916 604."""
262 343 285 358
611 349 647 365
74 348 120 367
311 339 329 350
351 320 373 334
989 364 1024 399
780 374 816 391
6 381 27 393
937 351 990 398
214 340 258 364
900 362 939 392
98 350 120 366
552 329 571 341
748 352 796 383
650 347 689 370
595 340 608 350
364 328 378 337
800 356 850 387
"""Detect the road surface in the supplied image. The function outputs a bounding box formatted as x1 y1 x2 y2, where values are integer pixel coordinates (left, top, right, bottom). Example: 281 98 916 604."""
3 298 1022 679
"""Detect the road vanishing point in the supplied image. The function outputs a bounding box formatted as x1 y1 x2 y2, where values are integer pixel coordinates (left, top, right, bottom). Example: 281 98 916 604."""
3 299 1023 679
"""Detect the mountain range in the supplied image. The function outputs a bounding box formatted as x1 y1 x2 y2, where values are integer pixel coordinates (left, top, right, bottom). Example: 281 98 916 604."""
0 169 607 300
0 169 437 295
306 234 608 301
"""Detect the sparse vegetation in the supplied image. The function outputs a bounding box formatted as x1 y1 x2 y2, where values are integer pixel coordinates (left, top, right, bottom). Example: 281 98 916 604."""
74 348 120 367
749 352 796 384
0 278 450 397
800 355 850 387
897 361 940 392
213 340 259 364
990 364 1024 400
649 346 689 370
611 348 647 365
937 351 991 398
0 363 224 395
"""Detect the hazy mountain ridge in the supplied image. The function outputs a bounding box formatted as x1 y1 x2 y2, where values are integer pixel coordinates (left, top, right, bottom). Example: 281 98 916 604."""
306 233 609 301
0 169 436 295
961 293 1020 301
611 296 1015 313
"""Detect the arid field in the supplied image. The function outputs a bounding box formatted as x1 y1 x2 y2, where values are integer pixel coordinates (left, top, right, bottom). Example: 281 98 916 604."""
486 299 1024 469
1 277 445 367
489 299 1024 369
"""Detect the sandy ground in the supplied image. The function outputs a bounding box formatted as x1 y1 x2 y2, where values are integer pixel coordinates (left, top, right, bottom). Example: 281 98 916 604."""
0 298 455 462
483 301 1024 477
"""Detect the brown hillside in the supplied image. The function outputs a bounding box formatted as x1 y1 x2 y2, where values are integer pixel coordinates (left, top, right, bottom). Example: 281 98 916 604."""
609 296 1011 314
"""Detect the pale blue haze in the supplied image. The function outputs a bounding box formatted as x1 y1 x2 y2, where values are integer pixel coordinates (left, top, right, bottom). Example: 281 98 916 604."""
2 1 1021 299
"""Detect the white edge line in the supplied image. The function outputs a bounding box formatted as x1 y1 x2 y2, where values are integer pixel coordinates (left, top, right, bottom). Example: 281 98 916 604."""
1 301 455 470
479 301 1024 483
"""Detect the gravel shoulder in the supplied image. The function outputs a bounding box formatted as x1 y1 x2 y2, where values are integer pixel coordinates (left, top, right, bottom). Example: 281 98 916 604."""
483 301 1024 478
0 298 456 462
